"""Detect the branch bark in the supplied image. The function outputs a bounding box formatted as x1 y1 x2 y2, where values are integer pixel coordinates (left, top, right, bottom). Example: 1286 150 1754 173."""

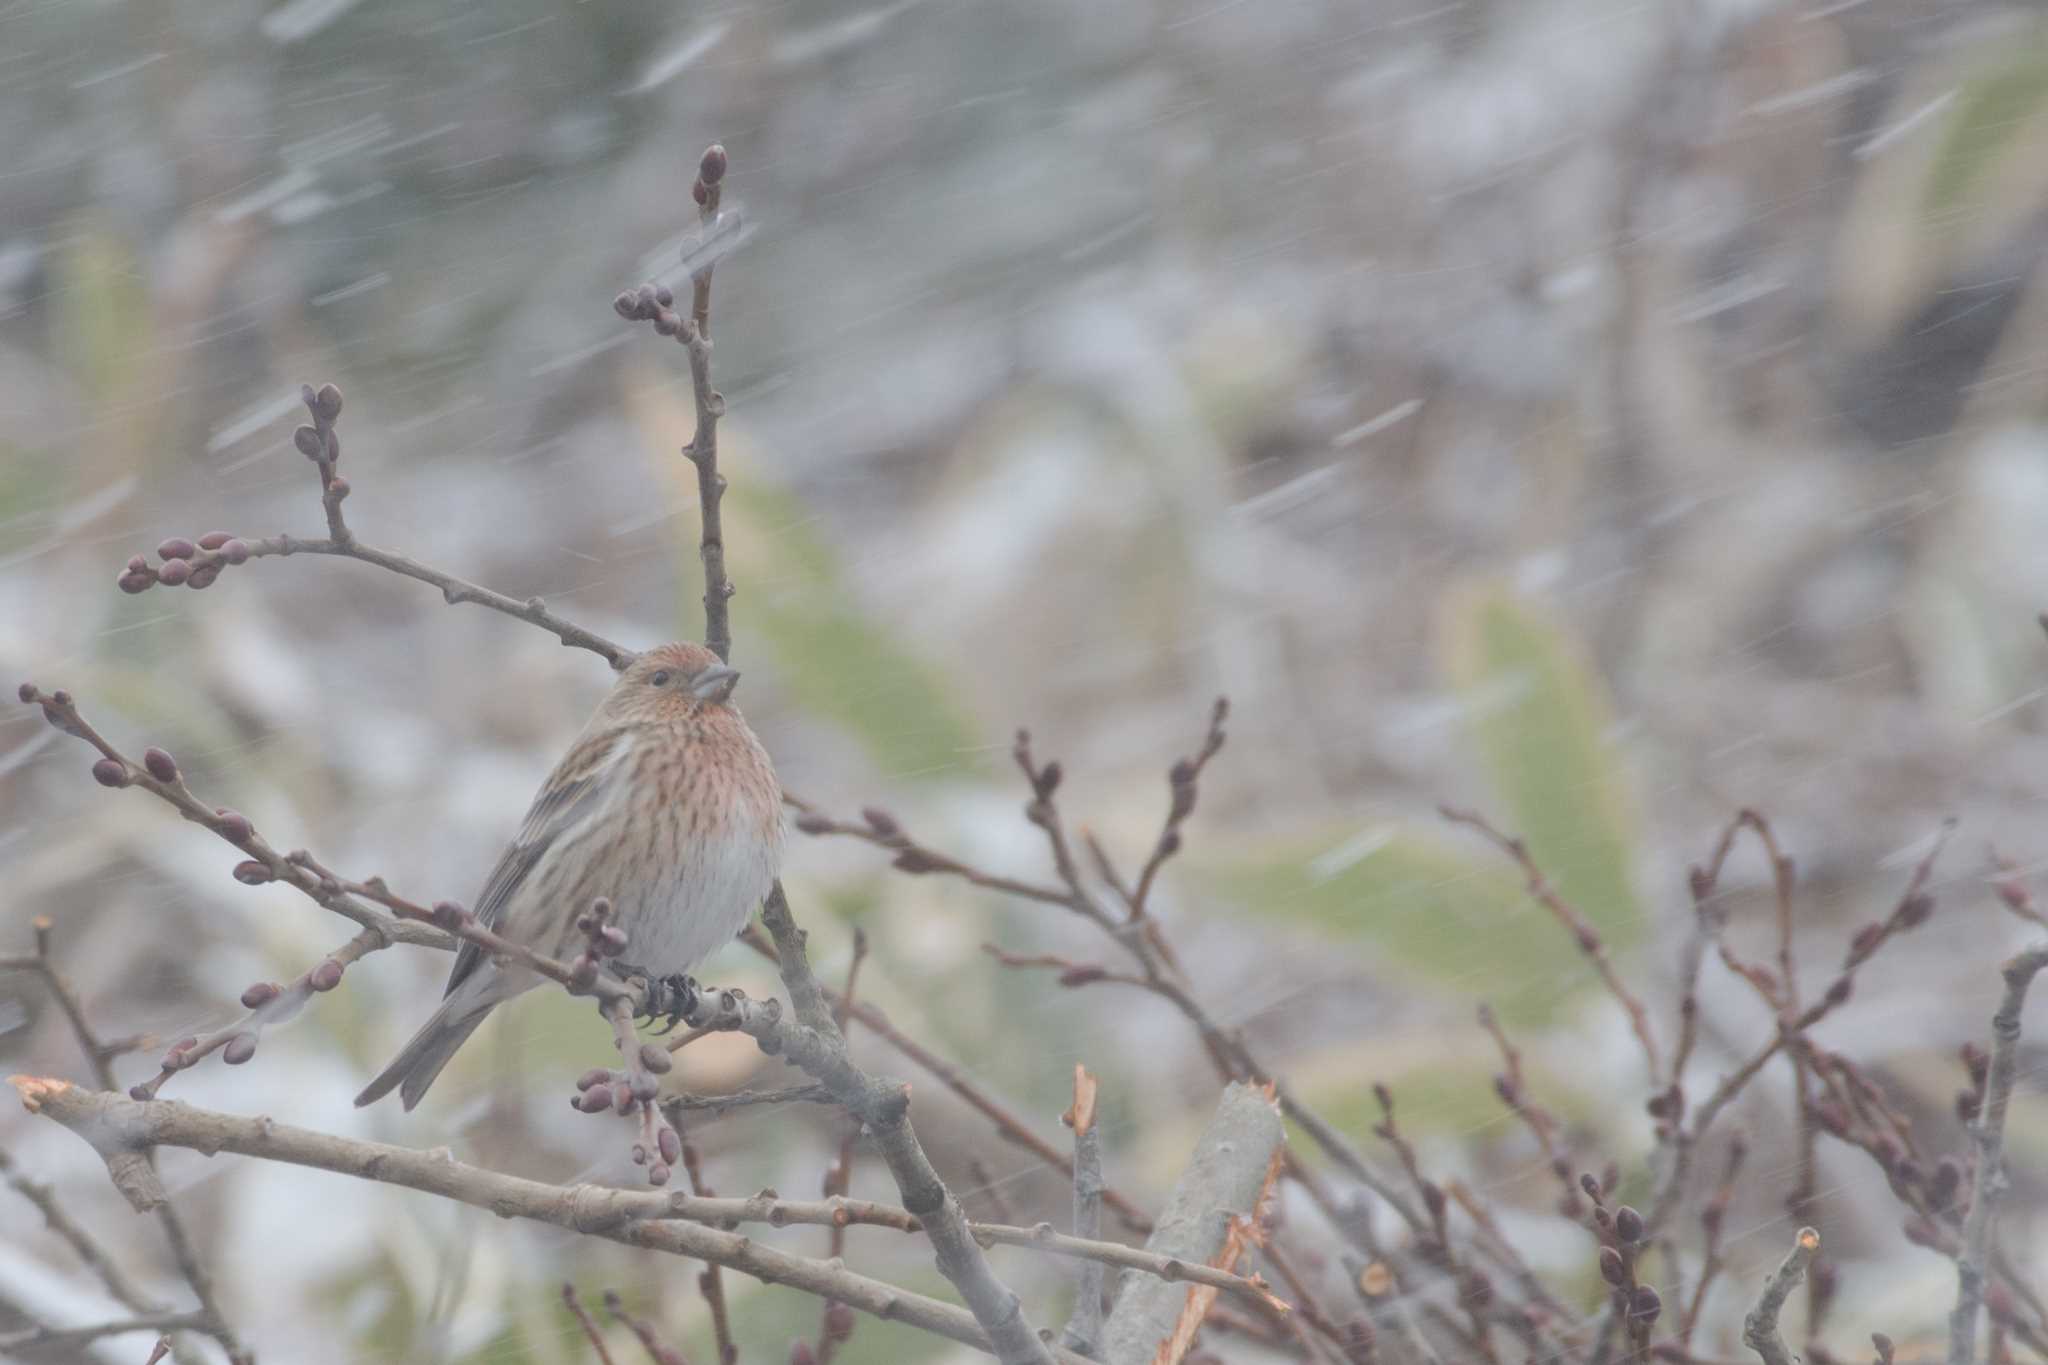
1742 1227 1817 1365
1950 943 2048 1365
9 1077 1087 1364
1099 1082 1285 1365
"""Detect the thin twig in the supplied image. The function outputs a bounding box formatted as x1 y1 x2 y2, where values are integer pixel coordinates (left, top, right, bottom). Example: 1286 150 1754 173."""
1440 804 1660 1078
1059 1066 1108 1357
1742 1227 1818 1365
122 383 633 669
750 888 1056 1365
2 916 246 1365
741 927 1155 1236
606 1288 690 1365
1950 943 2048 1365
563 1284 621 1365
0 1145 163 1315
0 1312 211 1354
13 1078 1093 1365
818 926 870 1365
680 1143 739 1365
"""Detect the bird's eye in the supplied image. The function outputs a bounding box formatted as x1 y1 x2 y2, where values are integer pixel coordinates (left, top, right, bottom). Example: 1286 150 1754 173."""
649 670 672 687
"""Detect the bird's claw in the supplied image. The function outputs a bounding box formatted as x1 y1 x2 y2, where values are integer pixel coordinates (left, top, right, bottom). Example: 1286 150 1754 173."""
644 973 700 1034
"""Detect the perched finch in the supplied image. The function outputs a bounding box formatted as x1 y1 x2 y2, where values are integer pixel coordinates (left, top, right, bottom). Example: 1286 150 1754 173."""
356 642 785 1110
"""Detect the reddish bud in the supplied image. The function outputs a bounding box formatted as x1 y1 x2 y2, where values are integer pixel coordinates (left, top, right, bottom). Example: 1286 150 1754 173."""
791 1345 820 1365
1058 965 1108 987
156 558 191 586
1897 893 1934 929
1872 1333 1894 1364
223 1032 258 1065
157 537 197 561
1614 1205 1643 1244
16 683 35 703
327 475 350 500
861 806 900 837
143 747 179 782
892 849 939 874
653 309 681 336
699 144 727 185
653 285 674 308
692 180 709 206
431 901 471 930
1598 1246 1625 1286
657 1125 682 1167
313 383 343 421
187 564 219 590
308 959 344 992
576 1067 610 1091
127 554 149 572
638 1042 672 1074
215 809 253 843
647 1162 670 1186
613 290 639 319
568 957 598 990
576 1084 611 1113
221 539 250 564
118 571 152 593
91 758 129 788
823 1302 854 1341
241 982 281 1009
794 812 832 835
1628 1286 1661 1322
198 532 231 550
293 425 324 458
233 859 273 885
612 1081 635 1115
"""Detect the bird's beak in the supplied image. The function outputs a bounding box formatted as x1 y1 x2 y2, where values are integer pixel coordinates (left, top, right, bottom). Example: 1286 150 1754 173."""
690 663 741 703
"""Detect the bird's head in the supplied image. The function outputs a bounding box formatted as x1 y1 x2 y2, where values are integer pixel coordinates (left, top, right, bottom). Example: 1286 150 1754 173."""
605 642 743 722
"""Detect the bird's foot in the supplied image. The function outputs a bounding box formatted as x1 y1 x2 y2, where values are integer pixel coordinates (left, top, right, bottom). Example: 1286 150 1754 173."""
643 973 701 1034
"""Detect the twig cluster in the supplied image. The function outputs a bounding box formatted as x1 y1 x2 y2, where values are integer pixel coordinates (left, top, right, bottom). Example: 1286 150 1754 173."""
8 138 2048 1365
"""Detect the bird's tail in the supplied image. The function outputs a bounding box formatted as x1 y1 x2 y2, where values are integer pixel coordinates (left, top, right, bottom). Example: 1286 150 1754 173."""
354 994 493 1111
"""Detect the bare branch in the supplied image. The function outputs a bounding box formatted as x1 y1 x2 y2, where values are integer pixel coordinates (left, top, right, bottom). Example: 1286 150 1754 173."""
1950 942 2048 1365
0 1145 163 1316
0 1312 211 1355
749 888 1057 1365
10 1078 1090 1364
1059 1066 1108 1357
1742 1227 1818 1365
563 1284 621 1365
119 383 634 670
1099 1082 1285 1365
2 917 247 1364
1440 804 1660 1078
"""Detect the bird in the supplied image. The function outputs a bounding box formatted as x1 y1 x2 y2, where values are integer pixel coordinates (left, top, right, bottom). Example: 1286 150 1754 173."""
355 641 785 1110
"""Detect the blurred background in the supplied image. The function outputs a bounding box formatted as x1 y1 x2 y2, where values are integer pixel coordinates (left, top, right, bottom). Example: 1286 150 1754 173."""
6 0 2048 1360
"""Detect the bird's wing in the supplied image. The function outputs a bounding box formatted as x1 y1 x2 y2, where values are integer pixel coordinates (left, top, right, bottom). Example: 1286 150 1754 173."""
443 727 635 997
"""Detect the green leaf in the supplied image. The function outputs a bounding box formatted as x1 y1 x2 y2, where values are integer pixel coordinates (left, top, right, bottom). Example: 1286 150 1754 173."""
623 375 982 782
722 474 984 781
53 225 140 402
1440 584 1642 950
1926 40 2048 216
1207 825 1614 1027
